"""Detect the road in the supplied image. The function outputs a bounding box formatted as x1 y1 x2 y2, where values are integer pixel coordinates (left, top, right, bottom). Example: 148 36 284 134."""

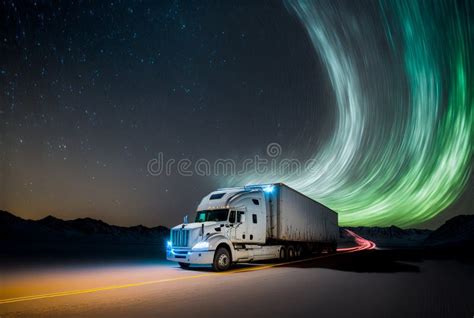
0 235 472 318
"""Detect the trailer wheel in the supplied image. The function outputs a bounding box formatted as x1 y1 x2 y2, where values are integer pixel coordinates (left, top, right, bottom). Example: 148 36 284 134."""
212 247 231 271
287 246 295 259
179 262 190 270
279 246 287 261
295 245 303 258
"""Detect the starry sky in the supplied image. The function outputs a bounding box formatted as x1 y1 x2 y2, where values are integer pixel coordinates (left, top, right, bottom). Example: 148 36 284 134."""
1 0 472 229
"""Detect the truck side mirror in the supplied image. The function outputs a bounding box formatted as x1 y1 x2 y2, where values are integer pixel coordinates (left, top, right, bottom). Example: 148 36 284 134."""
240 213 246 223
183 215 188 224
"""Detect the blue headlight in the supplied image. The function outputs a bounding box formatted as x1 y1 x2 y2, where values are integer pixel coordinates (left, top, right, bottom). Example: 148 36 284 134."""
167 241 172 248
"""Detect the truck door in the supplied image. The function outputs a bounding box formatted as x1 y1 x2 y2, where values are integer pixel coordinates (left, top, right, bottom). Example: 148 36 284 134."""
228 210 237 240
232 208 247 242
247 197 266 243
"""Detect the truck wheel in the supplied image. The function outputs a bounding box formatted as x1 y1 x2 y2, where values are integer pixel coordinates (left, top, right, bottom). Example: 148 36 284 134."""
213 247 231 271
295 245 303 258
179 262 190 269
279 246 287 261
287 246 295 259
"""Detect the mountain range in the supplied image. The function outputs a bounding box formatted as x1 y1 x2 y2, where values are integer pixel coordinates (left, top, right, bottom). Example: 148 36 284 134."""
0 210 169 244
344 215 474 247
0 210 170 263
1 210 473 253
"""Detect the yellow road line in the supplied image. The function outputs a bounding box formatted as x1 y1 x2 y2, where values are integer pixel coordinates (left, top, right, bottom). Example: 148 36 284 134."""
0 248 363 305
0 273 216 305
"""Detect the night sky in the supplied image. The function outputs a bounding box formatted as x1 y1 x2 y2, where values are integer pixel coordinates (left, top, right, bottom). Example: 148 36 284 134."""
1 0 472 229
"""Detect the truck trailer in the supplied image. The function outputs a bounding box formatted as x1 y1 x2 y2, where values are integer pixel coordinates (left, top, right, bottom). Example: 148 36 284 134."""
166 183 338 271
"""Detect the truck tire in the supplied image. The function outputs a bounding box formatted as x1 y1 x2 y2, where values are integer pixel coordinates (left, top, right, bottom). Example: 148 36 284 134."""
279 246 287 261
287 246 295 259
295 245 303 258
179 262 190 269
212 247 231 271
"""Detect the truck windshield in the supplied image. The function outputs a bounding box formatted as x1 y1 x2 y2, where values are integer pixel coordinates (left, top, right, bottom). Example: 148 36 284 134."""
195 209 229 222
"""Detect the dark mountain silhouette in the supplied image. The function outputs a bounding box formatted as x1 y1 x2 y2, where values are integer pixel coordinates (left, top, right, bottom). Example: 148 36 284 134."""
424 215 474 247
342 215 474 247
343 225 432 247
0 210 169 244
0 210 170 264
1 210 473 258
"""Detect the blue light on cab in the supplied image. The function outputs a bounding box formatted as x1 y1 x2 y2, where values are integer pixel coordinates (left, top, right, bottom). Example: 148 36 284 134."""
263 185 274 193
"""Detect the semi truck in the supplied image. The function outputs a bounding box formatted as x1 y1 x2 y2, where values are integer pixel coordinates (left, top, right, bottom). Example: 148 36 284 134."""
166 183 338 271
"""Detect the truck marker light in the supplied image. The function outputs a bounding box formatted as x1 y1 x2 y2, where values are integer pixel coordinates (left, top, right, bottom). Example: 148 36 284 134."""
263 185 274 193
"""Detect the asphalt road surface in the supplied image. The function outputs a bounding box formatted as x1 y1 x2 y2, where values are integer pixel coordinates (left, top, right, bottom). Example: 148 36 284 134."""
1 238 473 318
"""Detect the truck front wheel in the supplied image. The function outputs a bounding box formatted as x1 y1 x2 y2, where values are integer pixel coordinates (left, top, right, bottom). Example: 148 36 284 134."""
213 247 231 271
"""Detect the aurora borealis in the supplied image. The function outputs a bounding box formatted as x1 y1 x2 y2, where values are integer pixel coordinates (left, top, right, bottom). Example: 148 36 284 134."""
239 0 473 227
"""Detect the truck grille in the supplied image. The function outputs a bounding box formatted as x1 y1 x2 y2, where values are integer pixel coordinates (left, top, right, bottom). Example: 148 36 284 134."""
171 229 189 247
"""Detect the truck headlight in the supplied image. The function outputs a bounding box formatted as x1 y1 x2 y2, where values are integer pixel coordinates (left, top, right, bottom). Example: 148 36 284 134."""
167 241 172 249
192 241 210 251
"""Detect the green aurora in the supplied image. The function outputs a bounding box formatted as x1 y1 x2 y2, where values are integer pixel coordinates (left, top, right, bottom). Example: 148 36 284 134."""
240 0 473 227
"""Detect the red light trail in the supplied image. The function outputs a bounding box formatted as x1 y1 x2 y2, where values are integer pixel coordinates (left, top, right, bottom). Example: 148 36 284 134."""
337 229 377 252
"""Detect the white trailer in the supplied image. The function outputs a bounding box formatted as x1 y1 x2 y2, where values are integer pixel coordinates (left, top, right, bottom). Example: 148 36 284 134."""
166 183 338 271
